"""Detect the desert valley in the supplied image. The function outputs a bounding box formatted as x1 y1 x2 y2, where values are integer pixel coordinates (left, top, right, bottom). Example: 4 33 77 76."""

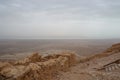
0 39 120 80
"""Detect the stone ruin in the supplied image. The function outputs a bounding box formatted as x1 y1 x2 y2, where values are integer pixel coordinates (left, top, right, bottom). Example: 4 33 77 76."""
0 52 77 80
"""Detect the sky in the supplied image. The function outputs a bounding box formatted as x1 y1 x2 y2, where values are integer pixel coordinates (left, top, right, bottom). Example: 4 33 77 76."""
0 0 120 39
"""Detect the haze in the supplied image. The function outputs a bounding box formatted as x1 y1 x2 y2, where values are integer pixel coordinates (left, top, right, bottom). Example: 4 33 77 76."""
0 0 120 39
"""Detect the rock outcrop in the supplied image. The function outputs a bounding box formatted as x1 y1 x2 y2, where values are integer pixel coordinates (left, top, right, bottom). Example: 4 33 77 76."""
0 52 77 80
79 43 120 63
105 43 120 53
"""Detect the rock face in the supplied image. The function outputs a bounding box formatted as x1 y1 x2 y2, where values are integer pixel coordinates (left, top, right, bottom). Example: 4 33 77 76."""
79 43 120 63
0 52 77 80
54 43 120 80
97 59 120 72
105 43 120 53
14 53 42 65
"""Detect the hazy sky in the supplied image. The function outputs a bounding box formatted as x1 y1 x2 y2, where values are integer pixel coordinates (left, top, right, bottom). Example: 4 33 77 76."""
0 0 120 39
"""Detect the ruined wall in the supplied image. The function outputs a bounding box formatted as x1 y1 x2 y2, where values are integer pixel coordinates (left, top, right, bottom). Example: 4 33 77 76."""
0 52 77 80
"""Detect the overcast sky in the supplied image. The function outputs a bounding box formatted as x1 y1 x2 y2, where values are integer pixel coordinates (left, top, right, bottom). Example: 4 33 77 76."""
0 0 120 39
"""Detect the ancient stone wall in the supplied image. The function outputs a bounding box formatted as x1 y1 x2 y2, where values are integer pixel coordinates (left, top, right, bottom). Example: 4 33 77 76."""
0 52 77 80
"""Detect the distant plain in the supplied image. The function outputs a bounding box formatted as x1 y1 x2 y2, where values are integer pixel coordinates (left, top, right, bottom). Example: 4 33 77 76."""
0 39 120 60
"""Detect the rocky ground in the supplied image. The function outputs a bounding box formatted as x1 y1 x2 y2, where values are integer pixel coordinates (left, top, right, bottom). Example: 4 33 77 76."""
53 43 120 80
0 43 120 80
54 52 120 80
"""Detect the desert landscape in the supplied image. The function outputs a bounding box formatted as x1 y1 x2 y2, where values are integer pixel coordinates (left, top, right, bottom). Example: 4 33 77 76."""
0 0 120 79
0 39 120 80
0 39 120 60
